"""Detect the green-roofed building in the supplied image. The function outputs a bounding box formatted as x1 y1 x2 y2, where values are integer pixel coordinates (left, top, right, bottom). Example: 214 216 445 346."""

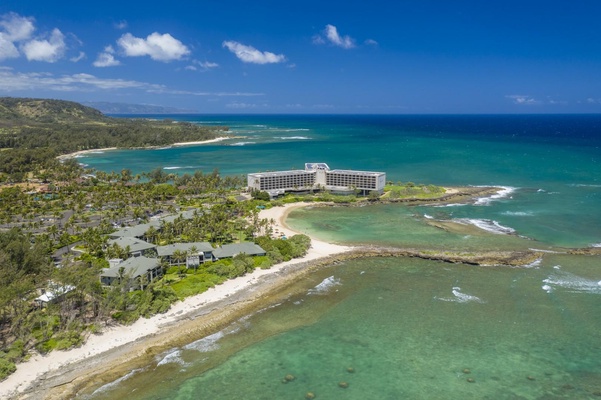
106 237 157 258
100 256 162 288
108 221 161 240
156 242 215 268
213 242 266 260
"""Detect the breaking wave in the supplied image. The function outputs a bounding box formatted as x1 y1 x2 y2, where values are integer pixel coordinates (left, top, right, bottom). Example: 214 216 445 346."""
278 136 311 140
229 142 256 146
91 368 146 395
501 211 534 217
542 270 601 294
474 186 515 206
163 166 201 170
183 330 226 353
454 218 516 235
435 287 485 303
308 276 341 295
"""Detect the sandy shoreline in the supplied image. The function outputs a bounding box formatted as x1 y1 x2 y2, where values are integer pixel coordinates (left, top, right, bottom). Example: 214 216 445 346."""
55 137 230 161
0 203 352 400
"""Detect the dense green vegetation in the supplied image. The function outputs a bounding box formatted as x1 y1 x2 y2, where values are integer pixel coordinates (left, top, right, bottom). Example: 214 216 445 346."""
0 97 226 180
0 156 313 380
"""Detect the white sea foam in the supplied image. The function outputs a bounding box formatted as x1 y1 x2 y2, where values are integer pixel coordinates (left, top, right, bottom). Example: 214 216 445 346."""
229 142 255 146
278 136 311 140
423 214 434 219
522 258 542 268
542 271 601 294
591 243 601 248
183 330 226 353
308 276 341 295
542 284 553 293
163 166 200 170
501 211 534 217
474 186 515 206
88 151 105 154
455 218 516 235
156 349 189 367
91 368 146 395
568 184 601 188
434 203 467 208
436 287 484 303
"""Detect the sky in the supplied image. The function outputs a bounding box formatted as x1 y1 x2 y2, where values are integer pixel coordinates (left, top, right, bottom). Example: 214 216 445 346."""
1 0 601 114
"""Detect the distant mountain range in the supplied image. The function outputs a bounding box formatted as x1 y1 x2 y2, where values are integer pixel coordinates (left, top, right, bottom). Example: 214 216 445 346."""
82 102 198 114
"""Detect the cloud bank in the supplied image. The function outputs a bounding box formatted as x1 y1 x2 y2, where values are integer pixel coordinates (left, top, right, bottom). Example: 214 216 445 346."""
222 41 286 64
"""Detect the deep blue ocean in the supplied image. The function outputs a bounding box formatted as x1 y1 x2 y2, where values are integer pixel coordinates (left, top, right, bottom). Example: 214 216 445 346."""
81 115 601 399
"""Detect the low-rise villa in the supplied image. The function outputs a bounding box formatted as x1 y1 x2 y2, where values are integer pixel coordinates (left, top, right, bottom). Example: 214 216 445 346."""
156 242 215 268
100 256 162 288
247 162 386 197
213 242 267 260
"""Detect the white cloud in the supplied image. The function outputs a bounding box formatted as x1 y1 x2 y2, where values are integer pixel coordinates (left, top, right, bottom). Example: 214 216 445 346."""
365 39 378 46
93 45 120 67
0 34 20 60
186 60 219 71
0 13 35 60
117 32 190 61
222 40 286 64
21 28 66 62
0 13 35 41
70 51 86 62
114 20 128 30
313 25 355 49
0 69 264 97
506 95 539 105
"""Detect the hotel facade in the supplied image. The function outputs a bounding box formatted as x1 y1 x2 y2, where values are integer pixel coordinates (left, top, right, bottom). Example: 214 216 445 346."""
247 163 386 196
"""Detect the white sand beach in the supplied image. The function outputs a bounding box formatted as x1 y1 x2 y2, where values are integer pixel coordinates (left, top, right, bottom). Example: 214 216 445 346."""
55 137 231 161
0 202 352 399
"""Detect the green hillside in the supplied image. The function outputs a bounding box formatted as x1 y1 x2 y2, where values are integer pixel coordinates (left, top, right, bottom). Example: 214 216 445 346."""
0 97 226 181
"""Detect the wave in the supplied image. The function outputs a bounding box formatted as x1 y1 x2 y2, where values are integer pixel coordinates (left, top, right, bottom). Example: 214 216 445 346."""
156 349 188 367
501 211 534 217
91 368 146 395
308 276 341 295
163 166 201 170
591 243 601 248
568 184 601 188
433 203 467 208
474 186 515 206
454 218 516 235
542 271 601 294
435 287 485 303
522 258 542 268
278 136 311 140
423 214 434 219
183 330 226 353
229 142 255 146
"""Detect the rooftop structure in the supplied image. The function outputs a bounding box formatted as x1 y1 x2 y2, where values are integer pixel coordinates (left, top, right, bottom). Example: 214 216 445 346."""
106 237 157 257
100 256 162 287
247 163 386 196
213 242 266 259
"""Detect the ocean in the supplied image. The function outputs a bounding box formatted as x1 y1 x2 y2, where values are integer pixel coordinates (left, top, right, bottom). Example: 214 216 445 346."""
81 115 601 399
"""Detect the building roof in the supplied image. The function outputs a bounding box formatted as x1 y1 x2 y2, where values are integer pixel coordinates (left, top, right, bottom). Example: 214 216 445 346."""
161 209 199 223
213 242 266 259
101 256 160 278
328 169 385 176
156 242 214 257
109 221 160 238
248 169 314 178
107 237 156 253
305 162 330 171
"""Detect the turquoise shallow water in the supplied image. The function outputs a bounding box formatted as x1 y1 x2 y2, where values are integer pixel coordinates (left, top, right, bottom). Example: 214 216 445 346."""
88 256 601 400
80 115 601 399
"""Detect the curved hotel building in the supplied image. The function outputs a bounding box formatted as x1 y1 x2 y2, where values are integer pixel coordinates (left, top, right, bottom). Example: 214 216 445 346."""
247 163 386 196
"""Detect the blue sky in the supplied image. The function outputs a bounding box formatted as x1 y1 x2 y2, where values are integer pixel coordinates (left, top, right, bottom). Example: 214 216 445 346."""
1 1 600 113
